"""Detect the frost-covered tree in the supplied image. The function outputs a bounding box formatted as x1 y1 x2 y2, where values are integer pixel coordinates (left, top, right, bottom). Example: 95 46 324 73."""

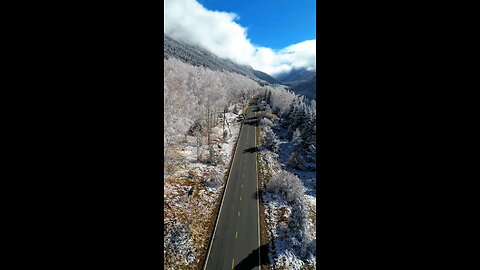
284 98 309 139
300 116 316 162
268 85 296 115
292 128 302 146
263 127 279 153
164 57 260 158
266 88 272 105
287 197 309 254
267 171 305 204
258 82 317 167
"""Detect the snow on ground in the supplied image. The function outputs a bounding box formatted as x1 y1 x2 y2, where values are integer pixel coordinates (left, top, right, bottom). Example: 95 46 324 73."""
259 121 316 270
164 105 243 270
275 127 316 197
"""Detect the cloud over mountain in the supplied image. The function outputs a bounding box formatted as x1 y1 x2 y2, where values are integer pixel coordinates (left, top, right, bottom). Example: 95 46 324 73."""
164 0 315 77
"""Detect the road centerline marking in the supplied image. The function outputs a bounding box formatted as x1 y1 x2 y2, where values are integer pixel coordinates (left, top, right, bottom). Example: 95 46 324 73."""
203 105 244 270
238 211 240 217
236 231 238 239
240 196 242 201
232 258 234 269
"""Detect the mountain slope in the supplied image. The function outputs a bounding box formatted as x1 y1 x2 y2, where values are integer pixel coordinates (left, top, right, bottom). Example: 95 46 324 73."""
164 34 279 85
275 68 316 83
284 75 316 100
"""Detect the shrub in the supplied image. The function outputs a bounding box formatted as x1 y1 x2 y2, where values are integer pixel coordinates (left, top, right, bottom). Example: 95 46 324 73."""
205 174 222 189
267 171 305 204
260 118 273 128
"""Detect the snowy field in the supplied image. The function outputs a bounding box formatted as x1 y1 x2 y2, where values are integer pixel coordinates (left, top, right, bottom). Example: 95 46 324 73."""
258 123 317 269
164 106 244 270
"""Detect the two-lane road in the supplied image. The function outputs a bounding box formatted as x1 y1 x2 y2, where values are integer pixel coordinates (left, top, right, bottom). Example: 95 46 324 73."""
204 99 260 270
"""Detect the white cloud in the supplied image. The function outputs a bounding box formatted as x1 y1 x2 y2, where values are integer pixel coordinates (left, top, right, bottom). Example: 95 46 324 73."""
164 0 316 77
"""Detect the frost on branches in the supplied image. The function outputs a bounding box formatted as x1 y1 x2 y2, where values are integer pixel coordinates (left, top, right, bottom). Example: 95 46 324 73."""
267 171 305 204
263 127 280 153
257 85 316 269
164 57 261 269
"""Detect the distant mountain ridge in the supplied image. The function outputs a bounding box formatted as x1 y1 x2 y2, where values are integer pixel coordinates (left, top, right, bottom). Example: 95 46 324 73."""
164 34 279 85
284 75 316 100
275 68 316 100
164 34 316 100
275 68 316 83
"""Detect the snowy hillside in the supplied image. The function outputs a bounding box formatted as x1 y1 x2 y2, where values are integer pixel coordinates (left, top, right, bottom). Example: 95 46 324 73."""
164 34 279 85
274 68 316 101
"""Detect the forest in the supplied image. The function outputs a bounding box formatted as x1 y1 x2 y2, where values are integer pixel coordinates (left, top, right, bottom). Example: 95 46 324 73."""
164 56 316 269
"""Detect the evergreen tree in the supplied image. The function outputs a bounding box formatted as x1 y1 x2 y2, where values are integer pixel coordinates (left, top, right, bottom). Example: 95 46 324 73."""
292 128 302 146
266 88 272 105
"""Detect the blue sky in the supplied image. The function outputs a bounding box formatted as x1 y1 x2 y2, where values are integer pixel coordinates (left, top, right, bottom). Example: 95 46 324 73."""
197 0 316 50
164 0 316 76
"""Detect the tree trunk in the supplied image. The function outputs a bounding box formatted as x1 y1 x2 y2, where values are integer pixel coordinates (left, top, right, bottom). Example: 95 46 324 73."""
223 110 225 134
207 105 210 145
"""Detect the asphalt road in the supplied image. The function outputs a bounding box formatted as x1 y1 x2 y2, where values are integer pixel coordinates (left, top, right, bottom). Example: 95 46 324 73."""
204 99 261 270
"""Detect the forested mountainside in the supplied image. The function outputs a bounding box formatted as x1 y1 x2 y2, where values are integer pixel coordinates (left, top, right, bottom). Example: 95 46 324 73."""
274 68 316 100
164 34 279 85
275 68 316 83
285 75 316 100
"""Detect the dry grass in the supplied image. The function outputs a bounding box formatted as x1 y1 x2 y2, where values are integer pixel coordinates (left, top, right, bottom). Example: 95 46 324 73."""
164 107 253 269
164 170 221 269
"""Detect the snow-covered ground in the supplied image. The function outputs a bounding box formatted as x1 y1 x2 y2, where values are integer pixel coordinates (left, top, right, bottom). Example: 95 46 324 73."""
275 126 316 198
258 121 317 269
164 105 244 270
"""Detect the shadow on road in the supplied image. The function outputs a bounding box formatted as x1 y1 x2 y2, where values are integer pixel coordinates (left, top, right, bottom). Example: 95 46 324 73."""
244 120 259 126
235 242 270 270
243 147 259 153
252 190 266 201
252 190 259 200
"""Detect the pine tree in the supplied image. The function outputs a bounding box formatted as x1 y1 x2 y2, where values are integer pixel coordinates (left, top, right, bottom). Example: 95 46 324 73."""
300 109 316 164
283 99 296 126
266 88 272 105
292 128 302 146
286 151 305 170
